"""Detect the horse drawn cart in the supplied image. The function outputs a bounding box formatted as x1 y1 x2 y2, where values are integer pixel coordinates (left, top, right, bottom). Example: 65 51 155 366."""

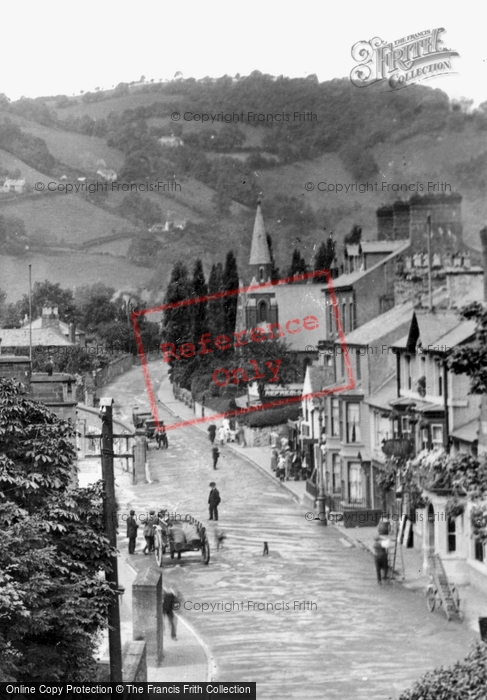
154 514 210 566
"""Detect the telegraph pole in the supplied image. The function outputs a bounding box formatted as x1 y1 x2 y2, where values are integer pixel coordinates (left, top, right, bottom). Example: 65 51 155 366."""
100 397 123 681
427 214 433 310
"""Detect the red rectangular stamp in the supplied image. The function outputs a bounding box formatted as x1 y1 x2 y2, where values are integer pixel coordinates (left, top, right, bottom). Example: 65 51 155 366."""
131 268 354 432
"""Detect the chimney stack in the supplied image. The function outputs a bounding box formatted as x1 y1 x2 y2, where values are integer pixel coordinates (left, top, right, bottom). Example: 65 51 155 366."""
480 227 487 302
41 306 60 330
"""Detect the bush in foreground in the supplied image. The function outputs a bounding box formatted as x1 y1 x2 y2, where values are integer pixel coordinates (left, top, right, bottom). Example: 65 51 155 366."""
399 642 487 700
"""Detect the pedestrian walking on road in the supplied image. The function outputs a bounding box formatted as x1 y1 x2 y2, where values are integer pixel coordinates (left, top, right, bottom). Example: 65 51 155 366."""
163 589 179 640
143 510 156 555
212 445 220 470
208 482 221 521
373 536 389 584
208 423 217 444
127 510 138 554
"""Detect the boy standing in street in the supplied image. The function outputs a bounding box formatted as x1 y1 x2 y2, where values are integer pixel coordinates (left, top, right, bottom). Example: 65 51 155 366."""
212 445 220 469
208 482 221 521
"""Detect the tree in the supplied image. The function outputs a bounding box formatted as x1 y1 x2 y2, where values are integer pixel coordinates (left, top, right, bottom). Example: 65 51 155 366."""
0 378 114 682
18 280 77 324
398 642 487 700
288 248 307 279
191 259 208 346
344 224 362 246
447 301 487 393
207 262 225 339
313 233 336 282
162 261 193 375
266 234 280 282
223 251 239 338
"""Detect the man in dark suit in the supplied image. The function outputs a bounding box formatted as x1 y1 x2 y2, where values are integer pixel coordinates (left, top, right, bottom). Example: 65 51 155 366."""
127 510 139 554
208 482 221 521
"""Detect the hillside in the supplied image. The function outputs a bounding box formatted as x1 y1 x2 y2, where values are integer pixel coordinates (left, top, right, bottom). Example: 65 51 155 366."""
0 109 124 173
1 75 487 304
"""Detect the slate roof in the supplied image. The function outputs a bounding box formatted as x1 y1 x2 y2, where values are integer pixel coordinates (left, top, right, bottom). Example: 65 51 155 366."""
392 311 476 351
0 327 74 347
249 204 271 266
272 284 328 351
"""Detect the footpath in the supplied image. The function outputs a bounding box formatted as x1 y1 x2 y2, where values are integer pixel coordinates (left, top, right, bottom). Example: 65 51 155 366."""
157 379 487 639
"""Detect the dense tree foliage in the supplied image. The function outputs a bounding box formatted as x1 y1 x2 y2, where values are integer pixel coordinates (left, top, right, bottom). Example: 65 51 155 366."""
18 280 77 324
447 301 487 393
0 379 115 682
0 120 56 174
222 251 239 338
191 259 208 346
313 234 336 282
288 248 308 279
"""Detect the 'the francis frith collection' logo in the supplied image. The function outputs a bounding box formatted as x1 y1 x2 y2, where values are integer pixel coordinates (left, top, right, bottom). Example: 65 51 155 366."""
350 28 459 90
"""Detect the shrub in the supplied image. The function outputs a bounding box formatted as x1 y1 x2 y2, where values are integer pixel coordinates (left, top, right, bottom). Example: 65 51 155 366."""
240 404 300 428
399 642 487 699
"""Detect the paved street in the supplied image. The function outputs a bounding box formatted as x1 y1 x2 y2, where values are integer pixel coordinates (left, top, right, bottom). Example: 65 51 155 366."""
109 363 477 700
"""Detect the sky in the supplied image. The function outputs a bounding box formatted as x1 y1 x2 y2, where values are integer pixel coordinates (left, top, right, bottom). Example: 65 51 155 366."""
3 1 486 105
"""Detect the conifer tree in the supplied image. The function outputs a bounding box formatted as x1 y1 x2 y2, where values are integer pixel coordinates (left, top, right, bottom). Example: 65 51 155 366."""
267 233 280 282
223 250 239 338
288 248 307 280
207 262 225 338
313 233 336 282
162 261 192 369
191 259 208 345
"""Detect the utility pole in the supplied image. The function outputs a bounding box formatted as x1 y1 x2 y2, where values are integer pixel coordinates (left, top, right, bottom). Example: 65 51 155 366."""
316 404 327 525
100 397 123 681
427 214 433 311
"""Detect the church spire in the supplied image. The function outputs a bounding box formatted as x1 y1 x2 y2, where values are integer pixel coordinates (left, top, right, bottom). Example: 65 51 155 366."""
249 200 272 282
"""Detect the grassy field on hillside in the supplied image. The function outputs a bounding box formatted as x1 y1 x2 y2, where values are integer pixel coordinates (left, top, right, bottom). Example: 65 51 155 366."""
0 251 153 302
1 195 133 244
49 90 181 120
0 110 124 172
0 148 56 184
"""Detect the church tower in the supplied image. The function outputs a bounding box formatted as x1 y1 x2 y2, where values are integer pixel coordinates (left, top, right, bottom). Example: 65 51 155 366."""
242 201 278 329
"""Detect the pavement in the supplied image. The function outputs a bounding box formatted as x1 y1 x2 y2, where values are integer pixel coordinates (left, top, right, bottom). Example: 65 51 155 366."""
84 364 484 698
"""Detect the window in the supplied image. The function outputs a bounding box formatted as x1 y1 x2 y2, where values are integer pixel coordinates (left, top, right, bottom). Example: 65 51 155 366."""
406 355 412 390
421 428 429 450
475 539 485 563
258 300 268 322
341 351 345 378
259 266 265 282
349 303 355 332
447 517 456 553
342 303 347 333
331 399 340 437
431 424 443 448
348 462 363 502
438 368 443 397
355 351 361 381
346 403 361 443
332 453 341 493
401 416 412 439
328 302 334 336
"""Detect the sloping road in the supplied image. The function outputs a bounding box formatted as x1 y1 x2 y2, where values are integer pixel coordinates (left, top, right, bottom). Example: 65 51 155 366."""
109 363 476 700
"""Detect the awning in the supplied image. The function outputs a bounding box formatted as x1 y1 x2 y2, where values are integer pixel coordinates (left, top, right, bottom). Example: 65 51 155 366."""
450 419 478 444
